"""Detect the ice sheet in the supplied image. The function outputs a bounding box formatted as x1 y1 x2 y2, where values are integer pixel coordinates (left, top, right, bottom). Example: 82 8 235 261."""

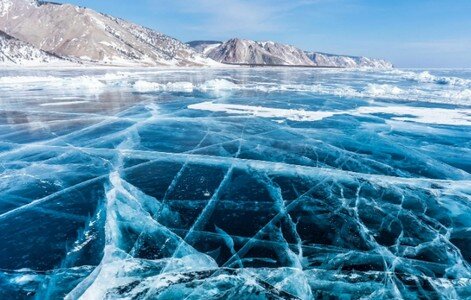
0 68 470 299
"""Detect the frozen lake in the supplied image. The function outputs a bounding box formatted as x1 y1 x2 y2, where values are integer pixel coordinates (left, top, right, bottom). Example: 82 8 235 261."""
0 67 470 299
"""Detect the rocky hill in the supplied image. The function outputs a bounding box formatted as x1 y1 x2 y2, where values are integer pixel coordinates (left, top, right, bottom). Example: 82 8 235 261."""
195 39 315 66
0 0 215 66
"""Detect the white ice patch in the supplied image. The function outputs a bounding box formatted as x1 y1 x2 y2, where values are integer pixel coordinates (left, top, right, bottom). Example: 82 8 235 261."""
363 84 404 97
356 106 471 126
0 75 105 90
40 100 90 107
199 79 238 91
188 102 339 122
133 80 194 93
134 81 165 92
189 102 471 126
10 274 38 285
362 84 471 104
397 70 471 87
0 72 136 91
133 79 238 93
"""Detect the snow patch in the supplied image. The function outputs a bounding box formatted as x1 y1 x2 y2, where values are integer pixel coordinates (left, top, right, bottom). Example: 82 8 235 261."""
189 102 471 126
188 101 338 122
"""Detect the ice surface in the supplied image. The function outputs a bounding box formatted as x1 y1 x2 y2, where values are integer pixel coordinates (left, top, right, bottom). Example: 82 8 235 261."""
0 68 470 299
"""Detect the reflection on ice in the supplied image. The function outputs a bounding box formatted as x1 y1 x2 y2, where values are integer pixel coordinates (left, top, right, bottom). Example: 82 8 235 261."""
0 68 470 299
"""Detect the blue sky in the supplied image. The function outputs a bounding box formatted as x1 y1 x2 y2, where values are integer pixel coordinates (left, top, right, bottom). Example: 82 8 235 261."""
54 0 471 68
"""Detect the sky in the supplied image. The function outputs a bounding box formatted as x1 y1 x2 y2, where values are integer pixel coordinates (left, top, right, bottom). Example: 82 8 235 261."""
54 0 471 68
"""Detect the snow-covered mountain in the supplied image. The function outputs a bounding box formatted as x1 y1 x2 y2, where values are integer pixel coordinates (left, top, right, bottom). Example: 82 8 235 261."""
192 39 315 66
305 52 393 68
189 39 393 68
0 0 216 66
0 30 68 65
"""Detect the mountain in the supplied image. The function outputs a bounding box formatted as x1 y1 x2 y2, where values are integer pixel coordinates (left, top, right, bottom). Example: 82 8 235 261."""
189 39 392 68
0 0 392 68
305 52 393 68
192 39 316 66
0 0 216 66
0 30 69 65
